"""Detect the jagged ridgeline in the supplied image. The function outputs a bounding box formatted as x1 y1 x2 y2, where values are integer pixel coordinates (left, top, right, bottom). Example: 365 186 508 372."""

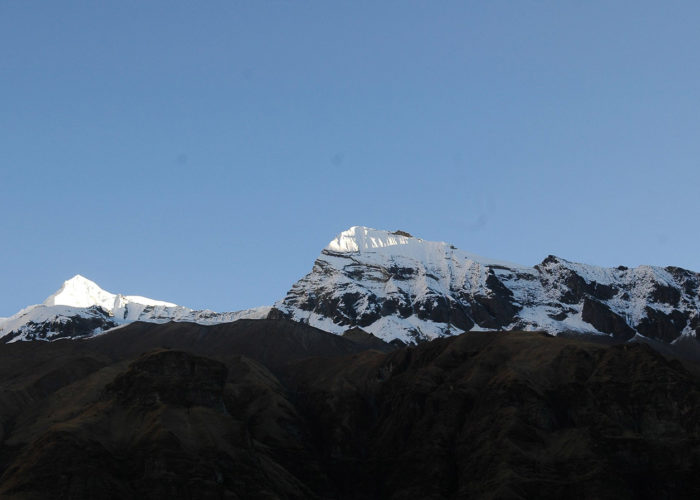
2 226 700 350
274 227 700 344
0 275 271 342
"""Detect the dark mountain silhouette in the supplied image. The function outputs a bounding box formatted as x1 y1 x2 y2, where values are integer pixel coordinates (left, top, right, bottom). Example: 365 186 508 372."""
1 319 699 498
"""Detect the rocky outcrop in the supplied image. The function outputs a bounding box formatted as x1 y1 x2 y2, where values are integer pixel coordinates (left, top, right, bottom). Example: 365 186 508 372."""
1 306 117 343
581 297 636 340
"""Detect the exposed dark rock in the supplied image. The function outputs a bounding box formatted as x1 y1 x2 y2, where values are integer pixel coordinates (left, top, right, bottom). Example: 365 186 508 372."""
548 310 569 321
460 271 520 329
341 328 394 352
691 315 700 336
561 270 593 304
464 273 519 329
379 298 399 316
470 295 513 328
665 266 700 296
414 295 450 323
582 297 636 340
343 264 371 281
636 307 688 343
539 254 561 266
592 282 617 300
446 302 474 331
266 307 291 320
649 282 682 307
305 291 382 327
386 264 416 280
2 307 117 343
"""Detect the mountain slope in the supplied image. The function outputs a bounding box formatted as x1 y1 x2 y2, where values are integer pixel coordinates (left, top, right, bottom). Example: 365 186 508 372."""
1 323 699 498
275 226 700 344
0 275 270 342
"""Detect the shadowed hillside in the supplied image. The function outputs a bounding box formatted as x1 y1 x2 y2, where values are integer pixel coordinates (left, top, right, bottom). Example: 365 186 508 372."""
0 320 699 498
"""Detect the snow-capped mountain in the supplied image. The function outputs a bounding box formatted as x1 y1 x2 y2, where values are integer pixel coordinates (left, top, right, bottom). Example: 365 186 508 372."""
274 226 700 343
4 226 700 346
0 275 270 342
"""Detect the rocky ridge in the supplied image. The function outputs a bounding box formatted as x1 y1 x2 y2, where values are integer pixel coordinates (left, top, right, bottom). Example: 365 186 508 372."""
274 226 700 344
0 275 269 342
3 226 700 349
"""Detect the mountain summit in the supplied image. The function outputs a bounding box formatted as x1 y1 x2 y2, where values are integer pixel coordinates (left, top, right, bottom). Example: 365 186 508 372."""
325 226 522 268
43 274 177 311
274 226 700 344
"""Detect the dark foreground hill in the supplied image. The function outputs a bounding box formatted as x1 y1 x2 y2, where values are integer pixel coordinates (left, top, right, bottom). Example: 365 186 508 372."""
0 319 699 499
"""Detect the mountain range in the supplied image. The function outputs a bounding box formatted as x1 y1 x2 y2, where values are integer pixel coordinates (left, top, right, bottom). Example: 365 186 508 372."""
2 226 700 498
3 226 699 352
0 275 270 343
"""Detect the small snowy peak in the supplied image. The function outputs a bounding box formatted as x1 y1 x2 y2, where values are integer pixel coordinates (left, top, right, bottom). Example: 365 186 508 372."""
44 275 116 309
43 275 177 312
2 275 273 342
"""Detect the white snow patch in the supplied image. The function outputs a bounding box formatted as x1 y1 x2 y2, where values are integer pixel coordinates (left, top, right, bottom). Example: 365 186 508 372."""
44 275 177 311
325 226 529 270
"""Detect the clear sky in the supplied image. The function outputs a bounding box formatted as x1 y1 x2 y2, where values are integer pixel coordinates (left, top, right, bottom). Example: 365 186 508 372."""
2 1 700 316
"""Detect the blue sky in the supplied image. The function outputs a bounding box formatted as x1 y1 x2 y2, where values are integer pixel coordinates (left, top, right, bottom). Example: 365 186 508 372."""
2 1 700 316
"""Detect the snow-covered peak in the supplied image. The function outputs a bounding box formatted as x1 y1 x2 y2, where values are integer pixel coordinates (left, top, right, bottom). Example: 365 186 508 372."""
44 275 116 309
278 226 700 344
2 275 272 342
43 274 176 312
325 226 526 269
326 226 415 253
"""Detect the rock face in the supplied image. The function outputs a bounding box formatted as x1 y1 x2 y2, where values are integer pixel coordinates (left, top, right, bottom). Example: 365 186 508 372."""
0 306 119 343
275 226 700 344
